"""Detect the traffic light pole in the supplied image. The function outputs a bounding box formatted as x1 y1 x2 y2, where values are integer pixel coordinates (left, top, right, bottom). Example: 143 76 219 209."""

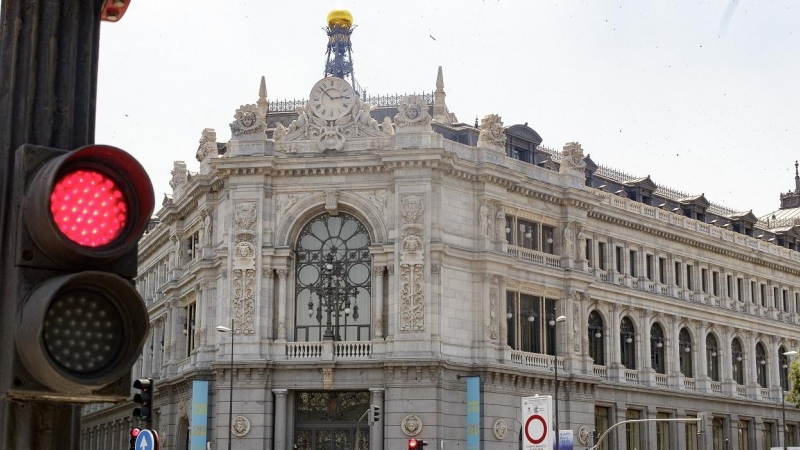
0 0 105 448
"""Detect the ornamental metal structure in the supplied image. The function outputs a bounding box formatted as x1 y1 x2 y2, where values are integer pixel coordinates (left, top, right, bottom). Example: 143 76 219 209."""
309 252 360 341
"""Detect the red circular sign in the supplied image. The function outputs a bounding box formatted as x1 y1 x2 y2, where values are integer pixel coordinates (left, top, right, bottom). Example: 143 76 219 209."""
525 415 548 444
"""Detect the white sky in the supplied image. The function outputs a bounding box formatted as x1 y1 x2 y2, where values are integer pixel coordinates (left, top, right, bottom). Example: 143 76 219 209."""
94 1 799 217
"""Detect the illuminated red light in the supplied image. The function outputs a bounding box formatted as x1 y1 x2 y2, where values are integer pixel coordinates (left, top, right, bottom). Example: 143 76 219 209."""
130 428 140 437
409 440 418 449
50 169 128 247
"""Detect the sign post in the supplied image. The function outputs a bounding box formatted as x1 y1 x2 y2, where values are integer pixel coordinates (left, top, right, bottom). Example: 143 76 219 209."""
522 396 552 450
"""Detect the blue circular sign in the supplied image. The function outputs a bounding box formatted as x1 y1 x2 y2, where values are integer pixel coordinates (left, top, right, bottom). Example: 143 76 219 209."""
135 429 156 450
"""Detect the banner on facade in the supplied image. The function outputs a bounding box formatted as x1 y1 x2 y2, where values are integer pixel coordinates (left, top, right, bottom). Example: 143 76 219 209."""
557 430 574 450
522 395 552 450
190 380 209 450
466 376 481 450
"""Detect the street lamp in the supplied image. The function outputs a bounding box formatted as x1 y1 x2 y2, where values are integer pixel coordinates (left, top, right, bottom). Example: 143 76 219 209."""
550 314 567 450
307 251 360 341
216 319 235 450
782 350 798 450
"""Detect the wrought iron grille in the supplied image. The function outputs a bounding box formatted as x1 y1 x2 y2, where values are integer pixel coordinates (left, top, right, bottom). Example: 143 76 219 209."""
295 213 371 342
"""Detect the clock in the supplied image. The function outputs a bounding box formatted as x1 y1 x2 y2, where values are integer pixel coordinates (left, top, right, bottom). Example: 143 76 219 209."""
309 77 356 121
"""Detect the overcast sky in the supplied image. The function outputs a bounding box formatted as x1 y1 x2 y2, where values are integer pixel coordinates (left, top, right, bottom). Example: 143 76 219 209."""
94 1 799 217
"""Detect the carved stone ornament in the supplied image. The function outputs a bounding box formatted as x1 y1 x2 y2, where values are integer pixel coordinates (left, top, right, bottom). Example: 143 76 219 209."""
400 263 425 332
493 419 508 440
169 161 188 190
479 201 492 237
401 415 423 436
178 399 187 419
477 114 506 147
395 95 432 128
488 287 498 340
322 368 333 389
495 205 507 242
401 195 424 224
572 303 580 352
229 104 266 136
232 202 257 335
559 141 587 174
196 128 218 162
579 426 591 445
231 415 251 437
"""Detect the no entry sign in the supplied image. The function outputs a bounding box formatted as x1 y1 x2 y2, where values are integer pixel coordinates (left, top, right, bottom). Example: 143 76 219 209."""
522 396 552 450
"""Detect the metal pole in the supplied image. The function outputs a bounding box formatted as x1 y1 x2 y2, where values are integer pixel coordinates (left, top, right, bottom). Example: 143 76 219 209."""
783 383 787 450
553 318 560 450
228 318 234 450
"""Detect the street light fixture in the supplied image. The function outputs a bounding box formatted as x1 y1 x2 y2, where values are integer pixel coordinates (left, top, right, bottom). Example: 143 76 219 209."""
216 320 235 450
550 314 567 450
782 350 798 450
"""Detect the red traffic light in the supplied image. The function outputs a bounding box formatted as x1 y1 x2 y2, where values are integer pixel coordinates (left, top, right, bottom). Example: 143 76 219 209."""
50 169 128 247
409 440 418 449
130 428 140 438
23 144 154 267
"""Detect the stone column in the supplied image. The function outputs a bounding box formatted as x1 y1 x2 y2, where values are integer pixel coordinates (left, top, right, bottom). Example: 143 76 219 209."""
749 334 758 387
614 403 627 450
264 268 274 338
276 269 289 341
373 266 385 339
273 389 288 450
610 305 622 381
370 388 385 450
697 322 709 391
641 312 654 386
646 406 658 450
754 418 764 450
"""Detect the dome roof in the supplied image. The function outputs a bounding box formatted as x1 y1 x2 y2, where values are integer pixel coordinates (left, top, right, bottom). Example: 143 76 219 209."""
327 9 353 29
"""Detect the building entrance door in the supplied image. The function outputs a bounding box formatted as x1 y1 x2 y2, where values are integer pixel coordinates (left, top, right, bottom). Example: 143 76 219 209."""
294 391 370 450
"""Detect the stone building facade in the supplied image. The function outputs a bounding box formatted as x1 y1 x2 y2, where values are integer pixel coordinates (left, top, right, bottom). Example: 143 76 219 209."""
82 48 800 450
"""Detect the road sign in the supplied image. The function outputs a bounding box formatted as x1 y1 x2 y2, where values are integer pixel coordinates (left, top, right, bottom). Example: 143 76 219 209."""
522 396 552 450
135 429 159 450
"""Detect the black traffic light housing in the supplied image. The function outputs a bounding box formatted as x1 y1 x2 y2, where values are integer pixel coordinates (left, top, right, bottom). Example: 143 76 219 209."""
408 439 428 450
372 404 381 423
129 428 140 450
133 378 154 421
3 144 153 403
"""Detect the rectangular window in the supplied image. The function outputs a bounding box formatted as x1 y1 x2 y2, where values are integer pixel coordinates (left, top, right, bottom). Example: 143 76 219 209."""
517 219 538 251
185 302 196 357
727 275 733 299
659 258 666 283
594 407 610 450
762 422 773 450
685 415 698 450
738 420 750 450
701 268 708 293
787 424 796 447
542 225 554 254
629 250 637 277
646 255 654 280
737 278 744 302
713 419 723 450
656 412 671 450
586 239 593 266
712 272 719 296
616 247 623 273
505 215 514 245
506 291 557 355
783 289 789 312
686 265 693 290
774 287 780 308
598 242 607 270
761 283 767 307
675 262 682 287
625 410 641 450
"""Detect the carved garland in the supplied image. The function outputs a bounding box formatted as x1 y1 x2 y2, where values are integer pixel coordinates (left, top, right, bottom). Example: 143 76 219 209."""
232 202 257 335
400 195 425 332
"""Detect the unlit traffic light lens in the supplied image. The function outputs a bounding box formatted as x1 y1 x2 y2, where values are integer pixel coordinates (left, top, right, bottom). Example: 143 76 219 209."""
50 169 128 247
43 288 125 374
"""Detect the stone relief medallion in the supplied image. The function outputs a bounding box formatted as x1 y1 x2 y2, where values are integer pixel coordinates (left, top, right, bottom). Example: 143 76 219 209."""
493 419 508 440
578 426 590 445
231 415 251 437
401 415 422 436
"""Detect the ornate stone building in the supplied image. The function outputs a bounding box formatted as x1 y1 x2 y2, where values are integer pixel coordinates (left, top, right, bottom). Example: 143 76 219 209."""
82 10 800 450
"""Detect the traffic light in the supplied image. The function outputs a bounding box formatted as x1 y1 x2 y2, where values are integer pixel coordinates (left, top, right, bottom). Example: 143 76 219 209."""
129 428 140 450
372 404 381 423
4 144 153 403
133 378 154 421
408 439 428 450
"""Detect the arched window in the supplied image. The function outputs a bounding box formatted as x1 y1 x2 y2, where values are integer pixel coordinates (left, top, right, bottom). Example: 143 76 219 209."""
780 346 789 391
588 311 605 365
732 338 744 385
756 343 768 388
650 323 665 374
620 317 636 370
294 212 372 342
706 334 720 382
679 328 693 378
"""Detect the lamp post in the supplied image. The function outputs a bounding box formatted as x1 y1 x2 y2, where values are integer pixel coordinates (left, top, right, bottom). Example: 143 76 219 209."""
307 251 359 341
216 319 235 450
549 314 567 450
782 350 798 450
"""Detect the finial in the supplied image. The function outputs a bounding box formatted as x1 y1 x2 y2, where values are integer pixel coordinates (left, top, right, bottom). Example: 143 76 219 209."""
795 160 799 192
257 76 268 112
474 116 479 128
436 66 444 91
795 160 798 177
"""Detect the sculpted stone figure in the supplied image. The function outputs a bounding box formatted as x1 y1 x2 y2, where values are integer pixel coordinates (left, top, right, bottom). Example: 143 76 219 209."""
562 222 574 259
495 206 507 242
479 203 491 236
576 224 586 260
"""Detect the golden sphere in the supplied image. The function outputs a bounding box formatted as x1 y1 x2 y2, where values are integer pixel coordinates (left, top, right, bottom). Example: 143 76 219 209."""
327 9 353 29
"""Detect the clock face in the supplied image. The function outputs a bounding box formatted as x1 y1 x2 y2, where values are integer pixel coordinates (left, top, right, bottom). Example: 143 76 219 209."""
309 77 356 121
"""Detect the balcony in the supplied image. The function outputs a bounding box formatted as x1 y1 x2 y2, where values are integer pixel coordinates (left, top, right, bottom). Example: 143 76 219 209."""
593 365 608 379
655 373 668 387
510 351 563 371
284 341 373 361
625 369 639 383
506 245 561 269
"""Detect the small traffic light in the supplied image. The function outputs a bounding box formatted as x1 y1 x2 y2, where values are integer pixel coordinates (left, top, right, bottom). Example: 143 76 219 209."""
133 378 154 421
4 144 153 403
369 404 381 424
129 428 140 450
408 439 428 450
